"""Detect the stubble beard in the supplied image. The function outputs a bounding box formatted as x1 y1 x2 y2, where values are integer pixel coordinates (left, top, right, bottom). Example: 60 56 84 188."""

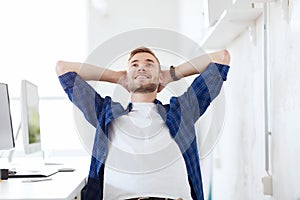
129 83 158 93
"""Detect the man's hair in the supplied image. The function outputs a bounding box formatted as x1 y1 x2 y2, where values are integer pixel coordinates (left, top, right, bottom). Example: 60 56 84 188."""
128 46 160 66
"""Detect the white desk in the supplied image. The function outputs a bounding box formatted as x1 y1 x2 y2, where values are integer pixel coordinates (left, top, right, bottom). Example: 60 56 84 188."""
0 157 89 200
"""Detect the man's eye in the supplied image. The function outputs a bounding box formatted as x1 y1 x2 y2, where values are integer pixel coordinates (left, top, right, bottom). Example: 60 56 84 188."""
131 63 138 67
146 63 153 67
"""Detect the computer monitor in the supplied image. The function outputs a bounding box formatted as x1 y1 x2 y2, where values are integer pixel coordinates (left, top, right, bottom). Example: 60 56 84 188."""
0 83 15 150
21 80 41 154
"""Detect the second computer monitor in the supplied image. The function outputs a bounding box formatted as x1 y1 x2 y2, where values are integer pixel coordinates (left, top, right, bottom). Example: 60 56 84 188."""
0 83 15 150
21 80 41 154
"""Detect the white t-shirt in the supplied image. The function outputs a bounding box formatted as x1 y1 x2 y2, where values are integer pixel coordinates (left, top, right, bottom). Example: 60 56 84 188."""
103 103 192 200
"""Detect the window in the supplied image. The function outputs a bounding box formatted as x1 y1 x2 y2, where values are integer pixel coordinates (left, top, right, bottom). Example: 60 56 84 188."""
0 0 88 154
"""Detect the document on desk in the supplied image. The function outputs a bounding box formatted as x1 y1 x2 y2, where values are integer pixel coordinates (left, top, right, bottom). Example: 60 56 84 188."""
22 178 52 183
8 168 58 178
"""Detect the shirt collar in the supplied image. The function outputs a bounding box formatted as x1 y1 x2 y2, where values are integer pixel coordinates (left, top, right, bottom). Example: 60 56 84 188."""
126 99 163 111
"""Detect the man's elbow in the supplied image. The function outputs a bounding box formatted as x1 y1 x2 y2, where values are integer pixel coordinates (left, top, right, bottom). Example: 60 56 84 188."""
222 49 231 65
56 61 67 76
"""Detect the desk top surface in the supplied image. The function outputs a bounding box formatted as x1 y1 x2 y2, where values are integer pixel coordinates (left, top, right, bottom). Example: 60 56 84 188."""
0 156 89 200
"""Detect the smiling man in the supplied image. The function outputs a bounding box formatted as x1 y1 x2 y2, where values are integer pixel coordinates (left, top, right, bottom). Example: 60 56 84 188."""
56 47 230 200
127 51 161 95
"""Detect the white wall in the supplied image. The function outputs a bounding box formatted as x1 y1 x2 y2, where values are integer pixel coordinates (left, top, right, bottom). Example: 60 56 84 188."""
207 1 300 200
178 0 206 44
269 1 300 199
87 0 180 53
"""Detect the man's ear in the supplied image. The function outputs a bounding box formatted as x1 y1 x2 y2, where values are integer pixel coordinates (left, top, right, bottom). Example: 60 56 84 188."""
157 72 165 93
159 71 164 84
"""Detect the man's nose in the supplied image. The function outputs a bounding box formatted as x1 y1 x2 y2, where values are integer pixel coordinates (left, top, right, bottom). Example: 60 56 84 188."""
137 65 146 71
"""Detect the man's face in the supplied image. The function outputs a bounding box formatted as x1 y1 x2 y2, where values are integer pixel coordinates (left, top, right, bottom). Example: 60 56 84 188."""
127 52 161 93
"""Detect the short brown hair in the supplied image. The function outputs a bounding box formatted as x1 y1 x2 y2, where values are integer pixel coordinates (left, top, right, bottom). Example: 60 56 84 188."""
128 46 160 65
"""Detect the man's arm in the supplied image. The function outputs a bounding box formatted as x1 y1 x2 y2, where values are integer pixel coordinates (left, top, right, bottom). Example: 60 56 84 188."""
56 49 230 91
55 61 125 83
56 61 127 127
174 49 230 78
158 49 230 92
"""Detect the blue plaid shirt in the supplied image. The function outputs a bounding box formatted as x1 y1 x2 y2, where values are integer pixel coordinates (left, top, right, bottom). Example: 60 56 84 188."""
58 63 229 200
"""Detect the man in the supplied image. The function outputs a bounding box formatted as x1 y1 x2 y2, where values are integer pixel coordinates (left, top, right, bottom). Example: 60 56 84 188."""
56 47 230 200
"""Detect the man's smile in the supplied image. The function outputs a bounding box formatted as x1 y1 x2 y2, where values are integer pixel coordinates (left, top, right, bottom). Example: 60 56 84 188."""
135 74 151 80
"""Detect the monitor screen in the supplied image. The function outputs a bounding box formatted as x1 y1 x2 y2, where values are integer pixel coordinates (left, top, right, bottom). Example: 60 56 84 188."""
0 83 15 150
21 80 41 154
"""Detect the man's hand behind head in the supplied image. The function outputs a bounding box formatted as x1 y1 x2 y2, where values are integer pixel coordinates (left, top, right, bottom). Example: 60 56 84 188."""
117 70 129 92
